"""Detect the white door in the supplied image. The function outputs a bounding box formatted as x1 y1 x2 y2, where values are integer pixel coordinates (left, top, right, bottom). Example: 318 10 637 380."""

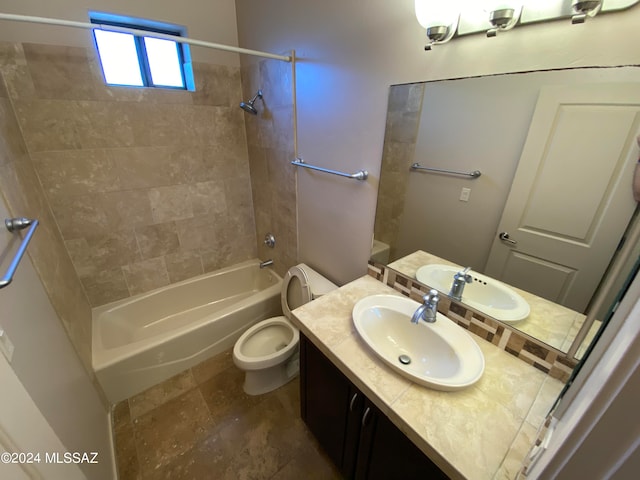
0 353 85 480
0 200 85 479
484 84 640 312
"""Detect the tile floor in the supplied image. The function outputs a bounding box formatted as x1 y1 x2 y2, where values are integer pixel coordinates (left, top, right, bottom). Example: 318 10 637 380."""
112 349 342 479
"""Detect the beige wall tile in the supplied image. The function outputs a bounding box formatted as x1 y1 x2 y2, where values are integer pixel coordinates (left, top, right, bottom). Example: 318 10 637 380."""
32 149 119 197
200 143 250 181
135 222 180 260
66 230 140 276
189 181 227 217
192 63 240 107
0 98 28 166
80 267 130 306
165 250 204 283
130 103 190 147
122 257 170 296
1 63 36 101
75 100 135 149
13 99 82 151
49 193 113 239
201 234 255 273
0 71 7 98
224 176 254 210
22 43 101 101
149 185 194 223
387 83 424 114
101 189 154 228
14 99 136 152
210 107 246 146
175 213 225 252
109 146 186 190
0 42 26 66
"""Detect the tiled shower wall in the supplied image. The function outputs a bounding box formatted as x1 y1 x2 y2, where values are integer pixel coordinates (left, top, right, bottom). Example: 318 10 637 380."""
1 42 257 307
241 58 298 277
373 83 424 260
0 43 94 372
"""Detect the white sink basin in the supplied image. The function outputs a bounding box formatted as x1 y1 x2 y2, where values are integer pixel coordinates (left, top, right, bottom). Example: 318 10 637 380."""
415 264 530 322
352 294 484 391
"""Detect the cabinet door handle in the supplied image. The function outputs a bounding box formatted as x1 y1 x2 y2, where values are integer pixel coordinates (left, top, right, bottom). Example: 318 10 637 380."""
349 392 358 412
361 407 371 427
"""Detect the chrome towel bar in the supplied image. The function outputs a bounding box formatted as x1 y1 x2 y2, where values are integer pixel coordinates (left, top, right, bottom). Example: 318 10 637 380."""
291 158 368 181
1 217 39 289
411 163 481 179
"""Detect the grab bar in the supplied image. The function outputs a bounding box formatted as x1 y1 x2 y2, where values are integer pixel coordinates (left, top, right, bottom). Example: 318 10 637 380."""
1 218 39 289
291 158 368 181
410 163 481 179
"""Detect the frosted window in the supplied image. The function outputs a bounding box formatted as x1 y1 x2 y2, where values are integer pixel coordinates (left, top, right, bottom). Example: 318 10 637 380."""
94 30 144 87
144 37 184 88
90 12 194 91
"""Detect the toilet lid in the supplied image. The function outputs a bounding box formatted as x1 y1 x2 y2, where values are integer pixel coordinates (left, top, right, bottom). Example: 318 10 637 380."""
281 265 312 318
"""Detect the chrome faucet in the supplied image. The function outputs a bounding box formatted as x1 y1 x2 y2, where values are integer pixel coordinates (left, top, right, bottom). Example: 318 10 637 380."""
259 259 274 269
411 289 439 324
448 267 473 301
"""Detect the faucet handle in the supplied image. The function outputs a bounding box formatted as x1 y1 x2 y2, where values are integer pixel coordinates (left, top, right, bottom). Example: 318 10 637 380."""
455 267 473 283
423 289 439 304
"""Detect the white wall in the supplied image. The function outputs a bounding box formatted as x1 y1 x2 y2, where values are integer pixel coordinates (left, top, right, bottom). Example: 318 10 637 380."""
0 198 114 479
0 0 240 65
235 0 640 284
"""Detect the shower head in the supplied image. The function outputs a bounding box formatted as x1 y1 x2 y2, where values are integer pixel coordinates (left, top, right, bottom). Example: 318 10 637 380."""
239 89 263 115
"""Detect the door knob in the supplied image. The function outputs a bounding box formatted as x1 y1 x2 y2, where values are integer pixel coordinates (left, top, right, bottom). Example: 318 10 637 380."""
499 232 518 245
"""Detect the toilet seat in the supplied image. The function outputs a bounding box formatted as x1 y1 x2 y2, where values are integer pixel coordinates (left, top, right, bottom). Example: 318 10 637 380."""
281 265 312 318
281 263 338 318
233 316 299 370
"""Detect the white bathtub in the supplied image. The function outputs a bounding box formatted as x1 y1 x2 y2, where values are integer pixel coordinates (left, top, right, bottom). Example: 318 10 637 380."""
92 260 282 403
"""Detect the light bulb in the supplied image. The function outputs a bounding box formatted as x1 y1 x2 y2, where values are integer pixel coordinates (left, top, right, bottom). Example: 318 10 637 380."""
483 1 522 12
414 0 461 30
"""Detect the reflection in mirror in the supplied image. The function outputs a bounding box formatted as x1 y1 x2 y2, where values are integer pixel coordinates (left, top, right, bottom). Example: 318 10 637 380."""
373 67 640 358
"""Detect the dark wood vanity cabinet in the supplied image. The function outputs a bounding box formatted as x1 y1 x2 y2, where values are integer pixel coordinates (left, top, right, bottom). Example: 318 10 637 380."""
300 334 449 480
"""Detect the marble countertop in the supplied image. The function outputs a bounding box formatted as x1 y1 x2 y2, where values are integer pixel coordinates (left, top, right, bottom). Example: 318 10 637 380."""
388 250 587 354
291 275 564 480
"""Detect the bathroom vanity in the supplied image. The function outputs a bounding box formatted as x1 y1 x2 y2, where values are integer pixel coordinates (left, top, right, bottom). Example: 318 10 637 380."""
291 275 564 480
301 334 447 479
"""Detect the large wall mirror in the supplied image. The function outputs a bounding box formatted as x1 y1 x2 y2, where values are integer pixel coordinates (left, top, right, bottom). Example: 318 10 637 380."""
373 66 640 359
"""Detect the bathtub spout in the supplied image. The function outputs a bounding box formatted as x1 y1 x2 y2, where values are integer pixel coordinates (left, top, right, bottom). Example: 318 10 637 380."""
259 259 274 269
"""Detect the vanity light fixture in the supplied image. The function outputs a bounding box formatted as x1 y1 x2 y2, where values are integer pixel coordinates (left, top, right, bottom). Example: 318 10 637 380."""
414 0 461 50
415 0 637 50
484 1 523 37
571 0 602 24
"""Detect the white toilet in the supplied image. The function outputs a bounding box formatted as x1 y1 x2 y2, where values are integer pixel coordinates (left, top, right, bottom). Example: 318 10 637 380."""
233 263 338 395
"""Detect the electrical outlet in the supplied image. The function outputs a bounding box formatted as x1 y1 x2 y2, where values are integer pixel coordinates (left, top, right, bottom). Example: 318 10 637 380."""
460 187 471 202
0 328 15 363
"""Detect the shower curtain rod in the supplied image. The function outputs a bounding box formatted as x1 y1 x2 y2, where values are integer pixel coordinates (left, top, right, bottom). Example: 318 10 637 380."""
0 12 292 62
